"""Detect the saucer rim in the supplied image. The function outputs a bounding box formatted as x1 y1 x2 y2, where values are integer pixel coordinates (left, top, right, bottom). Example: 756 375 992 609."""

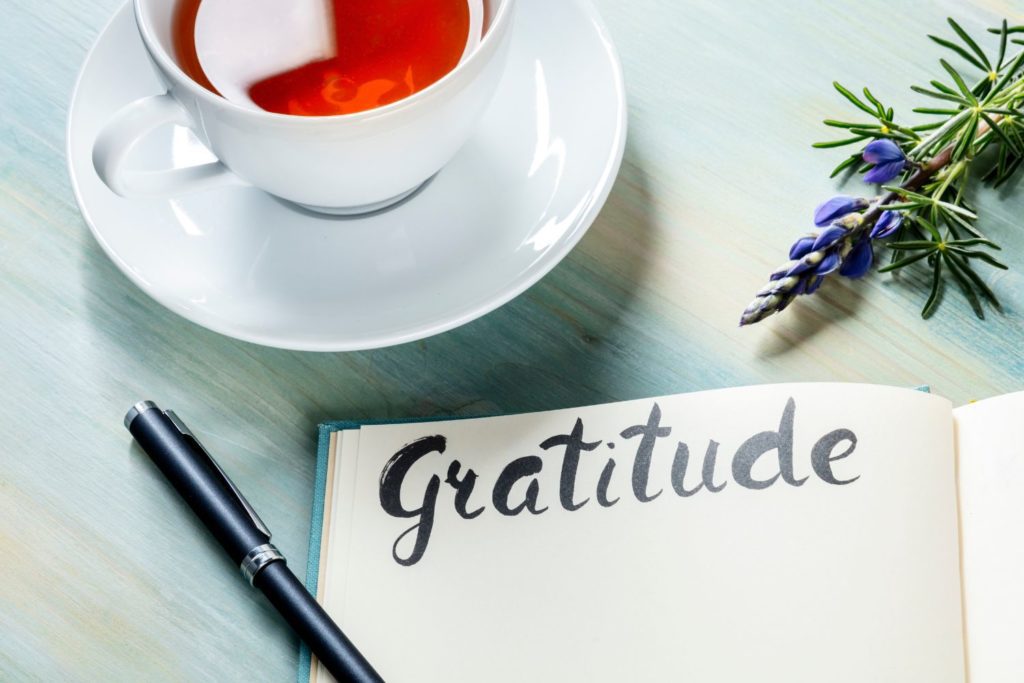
67 0 628 352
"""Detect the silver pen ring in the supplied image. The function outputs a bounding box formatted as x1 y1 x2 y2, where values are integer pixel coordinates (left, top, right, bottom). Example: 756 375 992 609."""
240 543 285 585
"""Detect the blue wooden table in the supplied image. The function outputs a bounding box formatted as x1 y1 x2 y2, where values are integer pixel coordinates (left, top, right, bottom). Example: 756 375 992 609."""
2 0 1022 679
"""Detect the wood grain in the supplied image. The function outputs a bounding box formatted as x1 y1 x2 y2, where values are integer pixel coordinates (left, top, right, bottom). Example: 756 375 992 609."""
1 0 1022 679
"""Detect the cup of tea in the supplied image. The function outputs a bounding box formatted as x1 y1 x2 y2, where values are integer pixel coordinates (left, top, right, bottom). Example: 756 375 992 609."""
93 0 516 214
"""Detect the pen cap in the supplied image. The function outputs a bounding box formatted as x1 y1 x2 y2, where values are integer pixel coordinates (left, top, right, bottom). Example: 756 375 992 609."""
126 402 272 564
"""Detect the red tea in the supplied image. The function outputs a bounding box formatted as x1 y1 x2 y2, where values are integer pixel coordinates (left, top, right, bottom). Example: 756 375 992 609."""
172 0 471 116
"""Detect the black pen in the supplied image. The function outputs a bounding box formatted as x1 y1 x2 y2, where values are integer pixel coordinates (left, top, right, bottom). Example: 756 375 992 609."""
124 401 382 683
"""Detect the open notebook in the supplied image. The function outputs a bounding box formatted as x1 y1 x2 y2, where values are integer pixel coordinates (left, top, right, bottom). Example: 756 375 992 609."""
298 383 1024 682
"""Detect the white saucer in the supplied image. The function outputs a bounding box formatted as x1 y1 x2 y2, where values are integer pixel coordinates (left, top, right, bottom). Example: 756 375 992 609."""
67 0 626 351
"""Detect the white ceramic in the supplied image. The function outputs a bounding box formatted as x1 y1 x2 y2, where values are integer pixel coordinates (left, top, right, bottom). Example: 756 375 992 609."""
67 0 627 352
194 0 486 112
92 0 514 213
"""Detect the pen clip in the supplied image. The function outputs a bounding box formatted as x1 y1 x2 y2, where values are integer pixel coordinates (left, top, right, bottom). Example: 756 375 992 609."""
164 410 273 539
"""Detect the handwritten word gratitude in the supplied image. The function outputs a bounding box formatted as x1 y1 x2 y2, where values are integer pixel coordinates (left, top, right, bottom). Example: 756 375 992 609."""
379 399 858 566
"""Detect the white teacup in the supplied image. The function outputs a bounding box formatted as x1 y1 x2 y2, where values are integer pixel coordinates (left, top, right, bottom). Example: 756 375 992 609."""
93 0 516 214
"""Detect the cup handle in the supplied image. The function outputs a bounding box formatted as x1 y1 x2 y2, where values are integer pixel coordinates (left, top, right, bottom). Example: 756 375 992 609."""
92 93 244 198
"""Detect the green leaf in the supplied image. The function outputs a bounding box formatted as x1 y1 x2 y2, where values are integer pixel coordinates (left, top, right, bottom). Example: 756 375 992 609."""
949 248 1009 269
862 87 887 118
947 17 992 70
914 215 945 240
882 187 980 219
913 107 963 115
988 25 1024 35
941 195 980 219
888 224 909 263
940 59 978 103
885 130 918 141
955 164 971 204
943 253 984 318
940 211 965 239
833 81 878 117
829 154 861 178
877 202 923 212
911 121 947 131
943 210 984 238
823 119 881 129
948 238 1002 250
847 128 908 141
980 112 1022 153
813 136 868 149
971 78 992 101
910 84 970 105
991 50 1024 95
879 249 933 272
929 34 988 72
887 240 941 251
998 20 1009 68
951 111 980 161
921 257 944 318
908 109 973 159
930 79 961 96
948 253 1001 307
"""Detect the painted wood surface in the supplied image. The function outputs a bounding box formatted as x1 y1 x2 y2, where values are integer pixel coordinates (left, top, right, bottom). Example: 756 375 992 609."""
2 0 1022 679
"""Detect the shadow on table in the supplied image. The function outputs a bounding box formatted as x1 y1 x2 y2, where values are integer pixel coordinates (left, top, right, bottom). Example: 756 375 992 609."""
753 275 868 358
122 435 307 659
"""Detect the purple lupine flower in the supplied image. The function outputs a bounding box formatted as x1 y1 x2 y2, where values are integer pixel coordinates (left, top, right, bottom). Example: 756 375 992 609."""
839 236 873 278
862 139 908 184
813 195 869 227
784 226 847 278
869 210 903 239
789 235 815 260
812 224 848 251
814 251 842 276
805 275 826 295
740 217 861 326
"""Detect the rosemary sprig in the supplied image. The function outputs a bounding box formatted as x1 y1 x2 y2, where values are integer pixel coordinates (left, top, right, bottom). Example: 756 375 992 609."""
741 18 1024 326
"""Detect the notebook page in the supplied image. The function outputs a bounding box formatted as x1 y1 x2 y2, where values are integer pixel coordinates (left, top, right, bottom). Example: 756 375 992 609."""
955 391 1024 682
314 432 341 603
329 384 964 682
